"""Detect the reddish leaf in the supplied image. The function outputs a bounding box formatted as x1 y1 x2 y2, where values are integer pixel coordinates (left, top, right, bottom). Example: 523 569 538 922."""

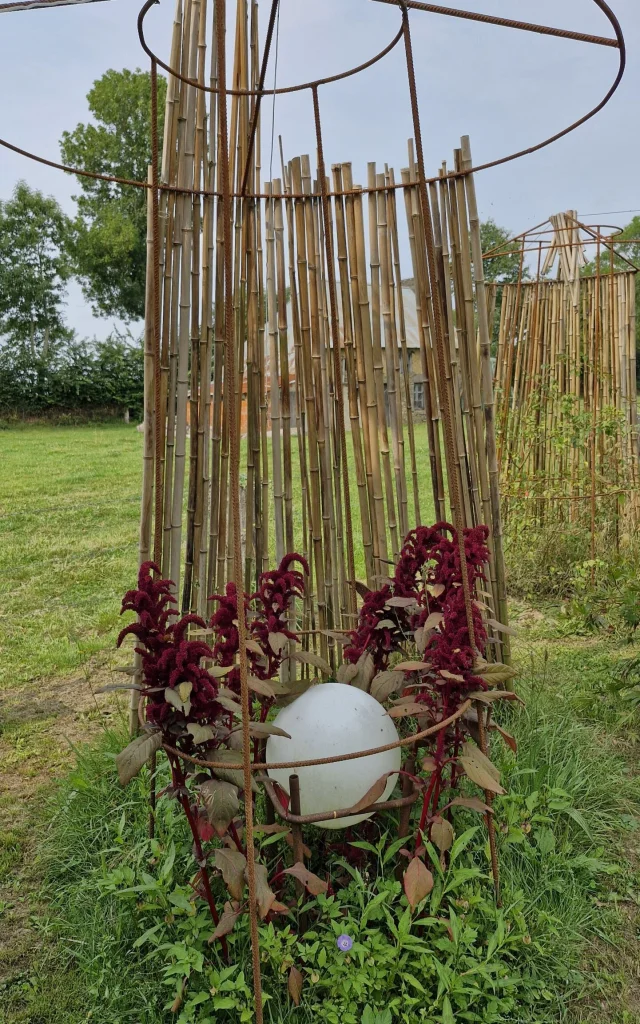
352 580 372 599
403 857 434 909
430 816 454 852
395 660 431 673
386 595 418 609
424 611 444 630
214 848 247 901
459 742 505 796
199 779 240 836
427 583 445 598
288 966 304 1005
415 627 426 654
492 723 518 753
370 670 404 703
252 863 277 919
209 901 242 941
486 618 517 636
216 694 243 716
284 833 312 859
247 721 291 739
449 796 494 815
388 701 424 719
254 823 291 836
468 689 523 705
284 862 328 895
268 631 289 655
350 773 392 814
196 814 216 842
247 675 276 699
422 755 437 772
291 650 333 676
115 730 162 787
336 661 359 684
352 651 375 691
270 900 291 915
439 669 465 682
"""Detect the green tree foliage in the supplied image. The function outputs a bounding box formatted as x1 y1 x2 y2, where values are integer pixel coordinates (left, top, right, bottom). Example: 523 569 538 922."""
0 181 73 357
480 218 524 284
0 334 143 417
60 68 166 322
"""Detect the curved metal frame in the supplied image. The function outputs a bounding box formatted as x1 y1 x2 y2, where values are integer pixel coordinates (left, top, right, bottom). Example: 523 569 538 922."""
0 0 626 200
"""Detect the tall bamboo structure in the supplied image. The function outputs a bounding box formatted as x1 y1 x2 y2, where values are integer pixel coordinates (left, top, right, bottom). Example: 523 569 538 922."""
492 215 639 542
134 0 511 677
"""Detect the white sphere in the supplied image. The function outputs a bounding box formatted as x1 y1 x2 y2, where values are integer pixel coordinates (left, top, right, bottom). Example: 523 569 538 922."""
266 682 401 829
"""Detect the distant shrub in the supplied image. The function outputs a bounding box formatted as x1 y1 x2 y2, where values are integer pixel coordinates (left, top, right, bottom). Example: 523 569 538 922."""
0 334 143 418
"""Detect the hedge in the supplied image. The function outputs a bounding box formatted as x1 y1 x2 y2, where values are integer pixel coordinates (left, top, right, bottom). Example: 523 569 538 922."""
0 336 143 417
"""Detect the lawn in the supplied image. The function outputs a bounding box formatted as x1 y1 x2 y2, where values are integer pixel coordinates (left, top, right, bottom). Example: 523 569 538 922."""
0 424 639 1024
0 424 142 687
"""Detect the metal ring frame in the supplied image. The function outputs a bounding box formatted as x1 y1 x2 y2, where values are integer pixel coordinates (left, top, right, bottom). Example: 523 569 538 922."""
0 0 626 201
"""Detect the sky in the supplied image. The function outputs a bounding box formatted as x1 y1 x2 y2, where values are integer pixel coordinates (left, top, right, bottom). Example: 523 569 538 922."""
1 0 638 340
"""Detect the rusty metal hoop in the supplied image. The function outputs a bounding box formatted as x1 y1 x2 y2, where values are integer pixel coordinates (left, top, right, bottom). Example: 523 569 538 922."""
0 0 627 201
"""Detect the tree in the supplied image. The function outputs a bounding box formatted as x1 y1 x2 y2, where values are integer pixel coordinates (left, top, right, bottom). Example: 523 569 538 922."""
60 68 166 322
480 219 524 284
0 181 73 358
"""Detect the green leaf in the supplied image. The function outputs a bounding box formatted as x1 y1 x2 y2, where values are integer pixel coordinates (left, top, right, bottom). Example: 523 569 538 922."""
449 827 480 865
115 729 162 786
535 827 556 856
442 994 456 1024
475 662 519 686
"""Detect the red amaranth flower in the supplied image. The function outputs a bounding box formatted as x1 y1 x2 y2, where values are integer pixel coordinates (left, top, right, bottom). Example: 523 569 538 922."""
117 561 224 741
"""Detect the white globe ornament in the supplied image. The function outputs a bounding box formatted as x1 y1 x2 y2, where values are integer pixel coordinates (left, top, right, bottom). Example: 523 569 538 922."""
266 682 401 829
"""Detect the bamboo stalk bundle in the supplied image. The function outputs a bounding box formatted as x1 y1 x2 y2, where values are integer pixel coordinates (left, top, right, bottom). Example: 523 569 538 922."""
138 0 510 672
494 261 639 542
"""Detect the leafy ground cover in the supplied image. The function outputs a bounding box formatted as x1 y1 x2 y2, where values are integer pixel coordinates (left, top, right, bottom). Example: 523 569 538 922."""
1 425 639 1023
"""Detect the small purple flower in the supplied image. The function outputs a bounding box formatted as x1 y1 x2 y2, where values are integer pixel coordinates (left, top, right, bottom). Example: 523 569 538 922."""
336 934 353 952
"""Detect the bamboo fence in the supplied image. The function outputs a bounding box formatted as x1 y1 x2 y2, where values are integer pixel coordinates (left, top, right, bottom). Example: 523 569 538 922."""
134 0 510 702
492 219 639 544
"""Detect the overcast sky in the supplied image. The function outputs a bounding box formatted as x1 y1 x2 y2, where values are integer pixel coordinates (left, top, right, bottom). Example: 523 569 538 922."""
1 0 638 339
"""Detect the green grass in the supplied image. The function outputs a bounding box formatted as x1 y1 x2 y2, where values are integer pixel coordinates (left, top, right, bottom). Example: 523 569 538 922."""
0 424 142 688
0 422 439 690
